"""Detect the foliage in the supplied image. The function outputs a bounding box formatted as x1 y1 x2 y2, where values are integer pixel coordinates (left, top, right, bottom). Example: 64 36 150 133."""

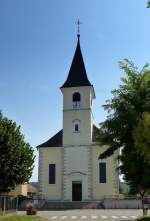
138 217 150 221
133 112 150 162
147 1 150 8
0 111 35 193
97 59 150 197
0 215 47 221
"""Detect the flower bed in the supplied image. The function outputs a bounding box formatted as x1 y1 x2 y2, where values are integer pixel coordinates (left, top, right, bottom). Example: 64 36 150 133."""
26 203 37 215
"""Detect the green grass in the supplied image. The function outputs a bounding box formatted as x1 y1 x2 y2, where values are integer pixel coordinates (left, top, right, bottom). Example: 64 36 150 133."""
138 217 150 221
0 215 48 221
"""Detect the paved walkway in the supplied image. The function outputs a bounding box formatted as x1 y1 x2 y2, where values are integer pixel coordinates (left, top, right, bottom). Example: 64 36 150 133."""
18 209 148 220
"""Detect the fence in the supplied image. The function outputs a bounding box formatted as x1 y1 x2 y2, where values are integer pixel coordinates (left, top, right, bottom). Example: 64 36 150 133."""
0 196 18 215
18 197 149 210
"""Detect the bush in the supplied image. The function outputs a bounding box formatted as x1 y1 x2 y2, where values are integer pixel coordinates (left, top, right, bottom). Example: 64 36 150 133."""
138 217 150 221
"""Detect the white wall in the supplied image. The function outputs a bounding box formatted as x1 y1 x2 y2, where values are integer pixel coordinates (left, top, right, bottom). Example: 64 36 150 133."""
63 146 92 201
39 147 63 199
38 144 119 200
92 145 119 199
61 86 93 110
63 111 92 146
61 86 94 146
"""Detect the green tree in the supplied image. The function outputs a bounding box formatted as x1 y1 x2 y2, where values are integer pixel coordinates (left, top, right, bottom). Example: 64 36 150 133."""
147 1 150 8
133 112 150 161
97 59 150 214
0 111 35 193
98 59 150 159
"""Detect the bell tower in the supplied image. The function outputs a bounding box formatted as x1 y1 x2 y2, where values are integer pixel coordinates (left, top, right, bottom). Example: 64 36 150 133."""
61 35 95 146
60 31 95 201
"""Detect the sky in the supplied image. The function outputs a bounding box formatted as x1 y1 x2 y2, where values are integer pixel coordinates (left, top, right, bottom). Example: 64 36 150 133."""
0 0 150 182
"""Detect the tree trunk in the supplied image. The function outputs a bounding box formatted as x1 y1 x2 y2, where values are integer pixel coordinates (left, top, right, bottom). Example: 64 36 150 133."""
140 191 146 217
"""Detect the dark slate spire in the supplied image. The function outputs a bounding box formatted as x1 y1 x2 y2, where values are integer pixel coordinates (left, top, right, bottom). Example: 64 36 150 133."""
61 35 92 88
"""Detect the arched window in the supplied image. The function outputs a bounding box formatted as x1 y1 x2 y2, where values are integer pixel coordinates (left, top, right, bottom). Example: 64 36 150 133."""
73 119 81 133
75 124 79 132
72 92 81 108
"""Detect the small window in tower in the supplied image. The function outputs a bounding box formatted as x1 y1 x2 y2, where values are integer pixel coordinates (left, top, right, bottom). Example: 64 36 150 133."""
73 119 81 133
73 92 81 108
75 124 79 132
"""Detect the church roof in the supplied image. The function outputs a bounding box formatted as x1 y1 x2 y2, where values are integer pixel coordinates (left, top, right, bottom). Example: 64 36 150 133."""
37 125 99 148
37 130 63 148
61 37 92 88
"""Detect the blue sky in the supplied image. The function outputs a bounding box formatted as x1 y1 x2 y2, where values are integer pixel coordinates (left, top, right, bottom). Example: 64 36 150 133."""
0 0 150 181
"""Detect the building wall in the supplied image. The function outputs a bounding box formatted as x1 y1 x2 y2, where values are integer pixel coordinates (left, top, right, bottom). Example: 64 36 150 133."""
63 111 92 146
92 145 119 199
61 86 94 146
61 86 94 201
7 184 28 196
38 144 119 200
63 146 92 201
39 147 63 199
61 86 93 110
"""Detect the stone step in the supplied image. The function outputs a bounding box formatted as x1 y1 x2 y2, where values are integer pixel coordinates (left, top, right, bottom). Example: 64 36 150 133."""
18 200 105 210
40 201 105 210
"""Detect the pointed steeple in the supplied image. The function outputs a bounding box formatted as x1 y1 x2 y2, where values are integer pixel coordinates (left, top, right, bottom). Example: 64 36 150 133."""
61 36 92 88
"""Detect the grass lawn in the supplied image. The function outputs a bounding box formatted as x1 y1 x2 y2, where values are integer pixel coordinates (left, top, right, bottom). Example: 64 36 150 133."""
0 215 48 221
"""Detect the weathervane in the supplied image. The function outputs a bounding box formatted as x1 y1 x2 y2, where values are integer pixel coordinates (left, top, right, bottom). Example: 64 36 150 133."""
75 19 82 39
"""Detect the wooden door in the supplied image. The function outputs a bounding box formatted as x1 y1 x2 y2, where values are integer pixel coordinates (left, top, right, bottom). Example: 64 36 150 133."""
72 182 82 201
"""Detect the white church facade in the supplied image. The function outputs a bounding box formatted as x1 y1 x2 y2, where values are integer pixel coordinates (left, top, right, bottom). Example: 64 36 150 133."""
37 34 119 201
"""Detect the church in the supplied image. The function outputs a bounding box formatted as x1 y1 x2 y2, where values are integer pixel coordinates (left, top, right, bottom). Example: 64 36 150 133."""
37 32 119 201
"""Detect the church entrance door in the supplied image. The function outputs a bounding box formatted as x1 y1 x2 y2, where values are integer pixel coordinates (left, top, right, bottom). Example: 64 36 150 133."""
72 181 82 201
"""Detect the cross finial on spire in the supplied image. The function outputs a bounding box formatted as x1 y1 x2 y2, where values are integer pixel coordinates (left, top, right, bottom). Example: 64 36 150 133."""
75 19 82 40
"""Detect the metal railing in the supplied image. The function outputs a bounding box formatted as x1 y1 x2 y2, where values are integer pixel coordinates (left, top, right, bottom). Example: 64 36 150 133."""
0 196 18 215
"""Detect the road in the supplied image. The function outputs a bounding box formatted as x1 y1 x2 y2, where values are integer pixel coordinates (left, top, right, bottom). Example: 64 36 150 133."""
18 209 148 220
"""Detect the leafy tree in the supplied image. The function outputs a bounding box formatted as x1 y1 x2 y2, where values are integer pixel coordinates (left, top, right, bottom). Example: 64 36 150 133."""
133 112 150 161
147 1 150 8
97 59 150 214
0 111 35 193
98 59 150 158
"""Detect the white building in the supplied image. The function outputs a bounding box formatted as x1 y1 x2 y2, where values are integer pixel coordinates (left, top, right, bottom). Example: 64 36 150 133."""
37 34 119 201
